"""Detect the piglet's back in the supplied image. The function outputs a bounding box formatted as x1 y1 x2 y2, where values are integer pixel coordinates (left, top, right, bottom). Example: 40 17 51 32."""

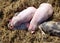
39 3 53 16
16 7 36 22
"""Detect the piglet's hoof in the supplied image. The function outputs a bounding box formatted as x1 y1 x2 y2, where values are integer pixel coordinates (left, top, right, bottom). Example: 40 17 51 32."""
39 21 60 36
28 28 35 34
28 30 35 34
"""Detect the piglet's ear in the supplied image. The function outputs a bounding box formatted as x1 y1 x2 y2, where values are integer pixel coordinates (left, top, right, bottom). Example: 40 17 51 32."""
14 12 19 16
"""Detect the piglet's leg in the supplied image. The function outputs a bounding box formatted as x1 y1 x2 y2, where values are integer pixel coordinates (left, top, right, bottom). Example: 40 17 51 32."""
25 23 30 28
25 23 35 33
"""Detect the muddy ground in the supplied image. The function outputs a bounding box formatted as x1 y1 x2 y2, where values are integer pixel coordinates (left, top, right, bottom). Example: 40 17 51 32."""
0 0 60 43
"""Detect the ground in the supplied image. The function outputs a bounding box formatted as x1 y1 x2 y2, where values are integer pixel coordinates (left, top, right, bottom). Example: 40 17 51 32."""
0 0 60 43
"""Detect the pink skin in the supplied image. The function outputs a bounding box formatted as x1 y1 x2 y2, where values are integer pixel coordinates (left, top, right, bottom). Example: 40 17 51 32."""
8 7 36 29
25 23 30 28
28 3 53 33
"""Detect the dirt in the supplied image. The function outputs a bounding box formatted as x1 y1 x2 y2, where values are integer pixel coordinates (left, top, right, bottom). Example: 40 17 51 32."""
0 0 60 43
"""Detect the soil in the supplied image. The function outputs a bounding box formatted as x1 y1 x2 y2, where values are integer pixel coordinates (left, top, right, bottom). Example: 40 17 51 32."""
0 0 60 43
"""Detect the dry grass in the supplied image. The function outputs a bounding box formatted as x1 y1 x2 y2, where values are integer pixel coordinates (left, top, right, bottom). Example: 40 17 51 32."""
0 0 60 43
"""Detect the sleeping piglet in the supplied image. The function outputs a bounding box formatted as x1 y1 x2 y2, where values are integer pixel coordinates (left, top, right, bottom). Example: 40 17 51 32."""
28 3 53 33
8 7 36 29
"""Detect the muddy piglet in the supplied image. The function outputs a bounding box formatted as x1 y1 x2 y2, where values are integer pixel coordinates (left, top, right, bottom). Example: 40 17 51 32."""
8 7 36 29
28 3 53 33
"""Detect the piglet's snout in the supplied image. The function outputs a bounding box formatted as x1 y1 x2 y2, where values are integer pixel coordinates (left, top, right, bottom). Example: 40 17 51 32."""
8 23 14 29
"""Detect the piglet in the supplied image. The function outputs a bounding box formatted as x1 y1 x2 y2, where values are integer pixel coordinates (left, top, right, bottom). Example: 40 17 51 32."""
8 7 36 29
28 3 53 33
